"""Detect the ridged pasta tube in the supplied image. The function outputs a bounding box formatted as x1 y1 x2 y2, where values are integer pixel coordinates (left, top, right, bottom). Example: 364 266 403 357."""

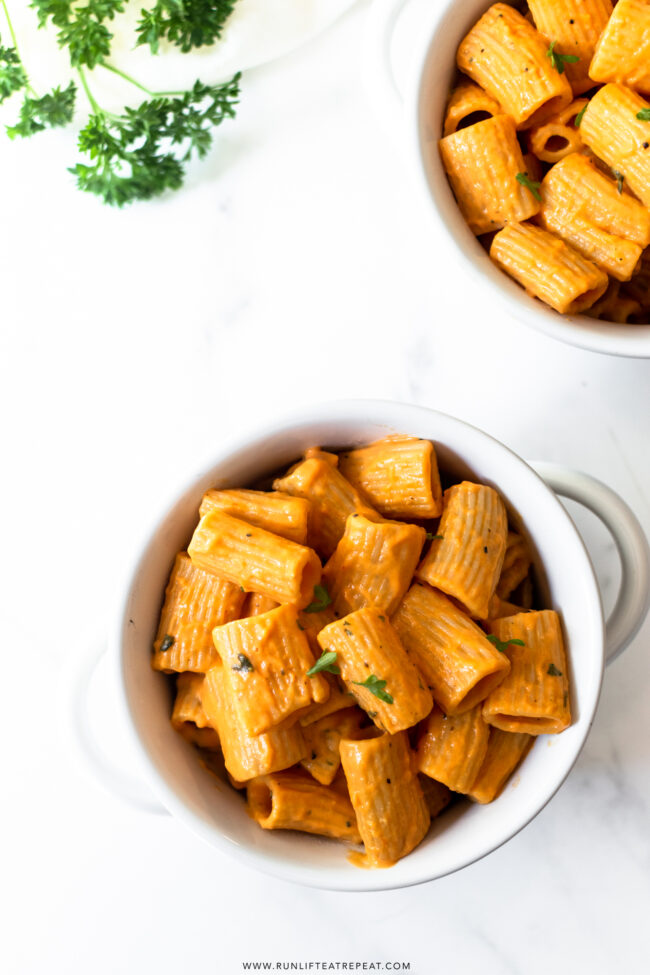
416 705 490 794
457 4 572 129
580 84 650 208
443 79 502 137
200 664 307 781
323 513 425 618
317 608 433 734
418 775 453 819
171 673 221 750
273 457 379 558
439 114 541 235
392 583 510 715
188 509 322 609
247 770 361 843
537 152 650 281
467 728 534 803
483 610 571 735
212 603 329 736
528 0 613 95
340 732 430 867
490 221 608 313
300 707 367 785
415 481 507 619
496 532 532 600
338 436 442 519
527 99 587 163
589 0 650 96
152 552 246 673
199 488 311 544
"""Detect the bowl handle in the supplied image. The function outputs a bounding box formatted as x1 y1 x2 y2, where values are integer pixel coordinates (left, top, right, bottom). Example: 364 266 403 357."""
68 639 168 815
531 462 650 664
362 0 414 131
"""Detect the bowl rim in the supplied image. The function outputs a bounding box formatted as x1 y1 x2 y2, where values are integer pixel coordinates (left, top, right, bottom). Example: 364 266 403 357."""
406 0 650 359
111 399 605 891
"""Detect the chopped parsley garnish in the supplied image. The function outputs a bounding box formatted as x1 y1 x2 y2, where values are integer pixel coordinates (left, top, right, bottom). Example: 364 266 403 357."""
613 170 625 194
159 634 175 653
425 532 444 541
547 663 563 676
304 583 332 613
636 108 650 121
352 674 393 704
546 40 580 75
487 635 525 654
306 650 340 677
231 653 254 674
574 103 588 127
516 172 542 201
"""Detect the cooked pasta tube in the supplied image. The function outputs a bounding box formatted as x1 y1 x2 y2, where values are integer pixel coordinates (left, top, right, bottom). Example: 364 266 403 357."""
589 0 650 96
467 728 534 803
527 99 587 162
273 457 379 558
528 0 613 94
443 79 503 137
415 481 507 619
340 732 430 867
439 115 541 235
580 84 650 208
304 446 339 466
152 552 246 673
487 592 528 620
537 152 650 280
323 513 426 618
457 4 572 129
171 673 221 749
199 488 311 545
297 605 337 656
188 509 322 609
317 608 433 733
299 676 356 727
590 280 643 322
483 611 571 735
338 436 443 520
300 707 367 785
212 603 329 736
247 770 361 843
623 249 650 306
416 705 490 794
241 592 279 617
418 775 453 819
392 583 510 715
490 221 608 313
497 532 532 599
200 665 307 781
522 151 543 185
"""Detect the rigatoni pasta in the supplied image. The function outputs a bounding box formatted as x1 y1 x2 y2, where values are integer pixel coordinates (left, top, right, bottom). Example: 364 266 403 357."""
154 434 573 868
443 80 502 137
527 0 613 94
589 0 650 95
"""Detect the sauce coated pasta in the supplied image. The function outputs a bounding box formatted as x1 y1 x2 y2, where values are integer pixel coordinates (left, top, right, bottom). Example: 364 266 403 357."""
440 0 650 323
153 437 572 868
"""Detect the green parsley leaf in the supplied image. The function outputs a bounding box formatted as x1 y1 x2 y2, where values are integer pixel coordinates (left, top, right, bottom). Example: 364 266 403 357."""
613 169 625 194
159 634 175 652
637 108 650 121
574 103 588 127
69 75 240 206
31 0 127 69
487 635 525 654
7 82 76 138
231 653 254 673
547 662 563 676
304 583 332 614
136 0 237 54
0 36 28 104
546 40 580 75
516 171 542 201
307 650 340 677
425 532 444 541
352 674 393 704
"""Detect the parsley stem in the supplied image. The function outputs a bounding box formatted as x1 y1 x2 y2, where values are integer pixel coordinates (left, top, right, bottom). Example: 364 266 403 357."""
99 61 186 98
77 66 101 115
1 0 37 96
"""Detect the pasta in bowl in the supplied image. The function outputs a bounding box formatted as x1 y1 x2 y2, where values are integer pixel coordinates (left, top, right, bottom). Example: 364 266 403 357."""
112 401 649 890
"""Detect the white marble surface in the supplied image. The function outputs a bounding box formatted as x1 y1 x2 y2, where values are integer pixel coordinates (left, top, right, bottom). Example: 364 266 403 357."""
2 2 650 972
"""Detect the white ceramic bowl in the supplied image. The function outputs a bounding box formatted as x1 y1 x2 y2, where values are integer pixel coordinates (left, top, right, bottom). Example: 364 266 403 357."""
364 0 650 358
73 401 649 891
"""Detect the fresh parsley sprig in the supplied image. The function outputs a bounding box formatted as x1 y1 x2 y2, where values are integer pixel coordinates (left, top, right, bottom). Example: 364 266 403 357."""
307 650 340 677
637 108 650 121
31 0 126 69
0 34 27 102
136 0 237 55
546 40 579 75
304 584 332 614
516 171 542 201
352 674 394 704
7 81 76 137
487 635 525 654
574 103 588 127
